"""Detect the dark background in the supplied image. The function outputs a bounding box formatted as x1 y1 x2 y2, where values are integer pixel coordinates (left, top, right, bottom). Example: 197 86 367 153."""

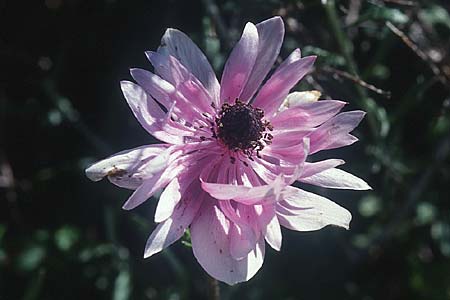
1 0 450 299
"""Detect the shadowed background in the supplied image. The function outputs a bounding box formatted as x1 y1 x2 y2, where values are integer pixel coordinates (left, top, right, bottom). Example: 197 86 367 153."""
1 0 450 299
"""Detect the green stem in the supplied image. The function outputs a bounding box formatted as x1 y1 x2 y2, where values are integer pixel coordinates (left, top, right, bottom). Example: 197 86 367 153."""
323 0 380 139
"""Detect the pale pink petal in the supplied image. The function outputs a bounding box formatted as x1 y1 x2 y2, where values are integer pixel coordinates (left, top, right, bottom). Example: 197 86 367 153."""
300 167 371 190
144 183 205 258
121 163 184 210
252 50 316 117
300 159 345 179
309 111 366 154
120 81 195 144
220 22 259 104
130 68 175 110
85 144 168 189
145 51 189 87
201 175 284 205
159 28 220 104
264 213 282 251
190 201 265 285
277 186 352 231
229 222 257 260
270 100 346 129
240 16 284 102
154 177 181 223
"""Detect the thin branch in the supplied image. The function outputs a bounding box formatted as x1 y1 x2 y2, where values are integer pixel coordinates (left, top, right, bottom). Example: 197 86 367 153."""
386 21 449 87
320 66 392 98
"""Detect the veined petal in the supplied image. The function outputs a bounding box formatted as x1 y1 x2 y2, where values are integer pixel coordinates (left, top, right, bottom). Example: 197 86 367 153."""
300 167 371 190
252 50 316 117
309 110 366 154
191 201 265 285
144 182 205 258
240 16 284 102
277 186 352 231
159 28 220 104
220 22 259 105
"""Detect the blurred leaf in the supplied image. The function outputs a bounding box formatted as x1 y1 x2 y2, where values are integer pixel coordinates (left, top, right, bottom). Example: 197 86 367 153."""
17 245 46 272
419 5 450 30
113 269 131 300
415 202 437 225
359 194 381 217
54 225 80 252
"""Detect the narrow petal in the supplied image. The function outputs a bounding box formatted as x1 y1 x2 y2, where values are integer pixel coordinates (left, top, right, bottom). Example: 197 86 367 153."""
252 50 316 117
264 213 282 251
240 16 284 102
191 201 265 285
159 28 220 104
122 163 184 210
277 186 352 231
85 144 168 189
309 110 366 154
300 159 345 179
154 177 181 223
130 68 175 110
120 81 194 144
300 167 371 190
144 183 205 258
220 22 259 104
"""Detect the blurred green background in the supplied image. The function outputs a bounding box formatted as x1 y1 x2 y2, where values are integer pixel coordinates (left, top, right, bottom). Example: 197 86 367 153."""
1 0 450 299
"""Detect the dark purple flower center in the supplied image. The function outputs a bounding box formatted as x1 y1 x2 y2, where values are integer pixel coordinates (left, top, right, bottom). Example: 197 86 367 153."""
215 100 273 157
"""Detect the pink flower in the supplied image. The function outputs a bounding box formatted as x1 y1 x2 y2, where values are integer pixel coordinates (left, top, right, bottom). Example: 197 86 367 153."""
86 16 370 285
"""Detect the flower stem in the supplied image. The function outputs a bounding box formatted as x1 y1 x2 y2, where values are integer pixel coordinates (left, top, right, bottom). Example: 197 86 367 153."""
207 275 221 300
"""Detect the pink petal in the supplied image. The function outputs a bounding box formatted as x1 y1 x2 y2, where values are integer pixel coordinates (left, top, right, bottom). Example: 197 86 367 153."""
220 22 259 105
300 167 371 190
190 200 265 285
252 51 316 117
309 110 366 154
120 81 194 144
270 100 346 129
300 159 345 179
144 183 205 258
277 186 352 231
240 16 284 102
201 175 284 205
159 28 220 104
130 68 175 110
85 144 168 189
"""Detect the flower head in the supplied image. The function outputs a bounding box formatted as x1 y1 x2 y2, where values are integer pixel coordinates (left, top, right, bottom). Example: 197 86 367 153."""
86 16 370 285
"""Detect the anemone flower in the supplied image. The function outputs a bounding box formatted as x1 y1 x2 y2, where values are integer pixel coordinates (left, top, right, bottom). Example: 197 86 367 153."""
85 16 371 285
